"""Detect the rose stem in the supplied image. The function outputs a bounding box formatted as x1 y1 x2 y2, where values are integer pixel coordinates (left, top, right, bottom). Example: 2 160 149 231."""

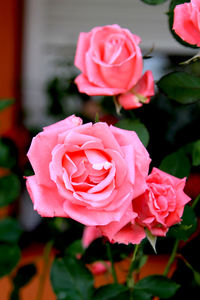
36 240 53 300
192 194 200 209
163 239 179 277
163 195 200 278
95 112 99 123
177 253 200 284
106 242 118 284
126 243 140 286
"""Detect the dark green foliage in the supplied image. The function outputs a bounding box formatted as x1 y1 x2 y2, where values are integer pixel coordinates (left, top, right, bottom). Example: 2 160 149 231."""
168 205 197 241
0 138 17 168
0 174 21 207
13 264 37 288
141 0 168 4
0 218 22 243
94 284 129 300
0 244 21 278
158 72 200 103
51 255 94 300
159 149 191 178
0 99 14 111
133 275 180 298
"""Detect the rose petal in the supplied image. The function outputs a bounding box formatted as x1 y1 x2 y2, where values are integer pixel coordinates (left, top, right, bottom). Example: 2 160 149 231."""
75 74 126 96
110 125 150 197
26 176 67 217
74 32 92 73
112 222 146 245
63 195 125 226
100 205 137 241
27 116 81 187
88 165 115 193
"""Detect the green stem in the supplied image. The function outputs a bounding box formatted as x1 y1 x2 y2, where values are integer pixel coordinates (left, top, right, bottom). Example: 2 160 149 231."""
127 244 139 285
192 194 200 209
37 240 53 300
163 239 179 277
126 244 140 300
106 242 118 284
95 112 99 123
126 244 140 286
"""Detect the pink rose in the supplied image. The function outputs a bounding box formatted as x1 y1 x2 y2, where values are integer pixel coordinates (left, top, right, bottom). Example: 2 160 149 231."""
26 115 150 230
74 24 154 108
133 168 191 236
173 0 200 47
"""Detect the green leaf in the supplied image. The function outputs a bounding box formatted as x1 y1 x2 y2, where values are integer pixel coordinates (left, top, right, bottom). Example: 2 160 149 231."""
0 99 14 111
132 290 152 300
0 244 21 277
158 72 200 103
115 119 149 147
50 255 94 300
168 205 197 241
141 0 167 4
13 264 37 288
134 275 180 298
0 218 22 243
0 139 16 168
66 240 84 257
191 140 200 166
0 174 21 207
168 0 196 48
159 149 191 178
94 284 129 300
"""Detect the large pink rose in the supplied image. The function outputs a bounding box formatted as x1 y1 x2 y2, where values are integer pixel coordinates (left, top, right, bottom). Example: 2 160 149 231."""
74 24 154 108
173 0 200 47
133 168 191 236
26 115 150 229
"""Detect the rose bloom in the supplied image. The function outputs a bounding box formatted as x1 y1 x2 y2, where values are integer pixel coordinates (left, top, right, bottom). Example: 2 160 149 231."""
173 0 200 47
26 115 150 238
82 168 190 245
133 168 191 236
74 24 154 109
